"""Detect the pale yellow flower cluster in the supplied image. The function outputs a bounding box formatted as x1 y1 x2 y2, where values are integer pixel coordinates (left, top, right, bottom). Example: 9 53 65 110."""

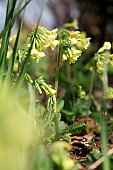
30 27 59 62
69 31 90 49
61 31 90 64
95 42 113 73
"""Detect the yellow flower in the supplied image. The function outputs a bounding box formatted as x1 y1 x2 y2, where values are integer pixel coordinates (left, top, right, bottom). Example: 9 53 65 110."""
62 48 82 64
42 28 59 50
62 54 68 61
84 38 91 49
69 48 82 64
30 48 45 62
98 42 111 53
79 38 90 49
103 41 111 50
48 87 56 96
69 19 79 29
69 31 80 45
50 40 59 51
47 28 58 35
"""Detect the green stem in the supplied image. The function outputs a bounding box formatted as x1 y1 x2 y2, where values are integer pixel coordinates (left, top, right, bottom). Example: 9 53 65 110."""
55 47 61 98
87 70 94 115
101 55 110 170
102 57 108 115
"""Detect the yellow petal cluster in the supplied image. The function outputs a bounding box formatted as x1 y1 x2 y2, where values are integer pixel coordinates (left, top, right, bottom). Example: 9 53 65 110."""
37 28 59 51
91 42 113 73
36 76 56 96
69 31 91 49
30 47 45 63
62 48 82 64
61 30 90 64
19 27 59 63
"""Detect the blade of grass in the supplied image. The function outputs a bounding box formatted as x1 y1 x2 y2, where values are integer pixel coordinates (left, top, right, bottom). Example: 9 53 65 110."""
3 1 26 89
14 0 46 99
0 0 30 77
21 83 35 170
0 0 18 71
0 0 31 39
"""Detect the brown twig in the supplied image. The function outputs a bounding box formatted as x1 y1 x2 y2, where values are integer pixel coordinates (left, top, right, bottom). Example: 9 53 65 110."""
89 148 113 170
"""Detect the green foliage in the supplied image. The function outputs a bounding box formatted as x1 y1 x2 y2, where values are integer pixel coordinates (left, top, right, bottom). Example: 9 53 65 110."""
60 122 86 135
0 0 113 169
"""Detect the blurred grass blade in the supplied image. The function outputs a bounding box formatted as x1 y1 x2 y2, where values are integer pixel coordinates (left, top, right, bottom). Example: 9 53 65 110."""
0 0 31 39
28 83 35 115
0 0 18 73
0 0 31 78
14 0 46 99
4 2 26 86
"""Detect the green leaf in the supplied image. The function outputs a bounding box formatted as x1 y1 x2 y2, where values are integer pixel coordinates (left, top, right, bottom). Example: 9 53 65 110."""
56 100 64 113
61 122 86 135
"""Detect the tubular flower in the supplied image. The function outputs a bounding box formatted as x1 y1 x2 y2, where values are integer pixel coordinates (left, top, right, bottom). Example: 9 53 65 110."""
103 41 111 50
69 31 80 45
43 28 59 50
62 48 81 64
35 76 56 96
69 48 82 64
98 41 111 53
30 47 45 62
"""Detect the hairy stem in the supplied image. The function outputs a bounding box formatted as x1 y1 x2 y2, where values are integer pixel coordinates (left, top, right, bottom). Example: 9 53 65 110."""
55 47 61 98
87 70 94 115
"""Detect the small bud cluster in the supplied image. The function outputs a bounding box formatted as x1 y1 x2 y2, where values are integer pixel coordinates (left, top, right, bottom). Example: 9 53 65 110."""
35 76 56 96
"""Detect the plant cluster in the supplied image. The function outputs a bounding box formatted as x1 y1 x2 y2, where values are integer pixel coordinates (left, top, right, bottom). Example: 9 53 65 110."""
0 0 113 170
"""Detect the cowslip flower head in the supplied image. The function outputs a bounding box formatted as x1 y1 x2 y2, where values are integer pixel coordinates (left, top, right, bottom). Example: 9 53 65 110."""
43 28 59 50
